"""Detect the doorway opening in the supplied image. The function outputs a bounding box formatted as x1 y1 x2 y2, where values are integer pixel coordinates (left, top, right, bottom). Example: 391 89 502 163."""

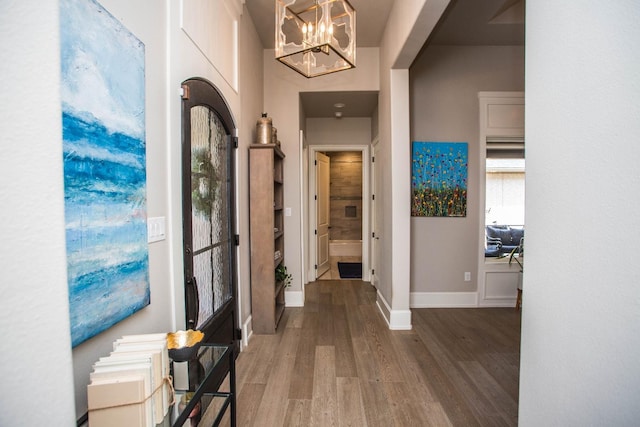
180 78 239 353
308 145 370 282
319 150 363 280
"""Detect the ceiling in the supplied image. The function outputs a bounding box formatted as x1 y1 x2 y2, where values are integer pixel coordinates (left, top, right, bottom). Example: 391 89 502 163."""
245 0 524 118
247 0 396 49
428 0 524 46
300 91 378 119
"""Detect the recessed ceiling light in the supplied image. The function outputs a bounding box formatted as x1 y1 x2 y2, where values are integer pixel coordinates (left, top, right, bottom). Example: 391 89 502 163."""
334 103 345 109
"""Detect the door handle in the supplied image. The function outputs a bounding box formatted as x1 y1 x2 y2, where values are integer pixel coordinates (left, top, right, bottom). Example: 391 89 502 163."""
186 276 199 329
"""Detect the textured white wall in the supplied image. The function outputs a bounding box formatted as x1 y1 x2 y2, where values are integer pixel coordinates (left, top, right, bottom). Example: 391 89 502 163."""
0 1 75 425
520 2 640 424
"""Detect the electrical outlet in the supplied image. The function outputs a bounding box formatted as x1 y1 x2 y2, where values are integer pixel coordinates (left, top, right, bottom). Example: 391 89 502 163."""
464 272 471 282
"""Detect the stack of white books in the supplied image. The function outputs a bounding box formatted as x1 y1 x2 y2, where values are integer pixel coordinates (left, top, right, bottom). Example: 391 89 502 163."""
87 333 172 427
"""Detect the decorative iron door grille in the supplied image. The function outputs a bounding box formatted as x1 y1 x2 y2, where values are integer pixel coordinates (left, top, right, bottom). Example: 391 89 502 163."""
181 78 238 351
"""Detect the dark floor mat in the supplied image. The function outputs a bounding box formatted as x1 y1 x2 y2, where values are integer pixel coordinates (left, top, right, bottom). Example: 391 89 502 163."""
337 262 362 279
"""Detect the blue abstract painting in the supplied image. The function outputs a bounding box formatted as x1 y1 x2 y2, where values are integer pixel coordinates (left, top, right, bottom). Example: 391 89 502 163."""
60 0 149 347
412 142 468 217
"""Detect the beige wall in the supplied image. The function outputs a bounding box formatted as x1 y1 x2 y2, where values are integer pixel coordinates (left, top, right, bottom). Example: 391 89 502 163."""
263 49 380 302
376 0 449 327
304 117 372 282
306 117 372 147
304 120 369 242
409 45 524 293
237 5 265 344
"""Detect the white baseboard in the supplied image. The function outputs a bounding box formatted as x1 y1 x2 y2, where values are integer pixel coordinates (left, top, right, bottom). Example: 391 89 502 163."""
478 298 518 308
241 315 252 350
285 290 304 307
410 291 478 308
376 290 412 330
389 310 412 330
375 292 391 323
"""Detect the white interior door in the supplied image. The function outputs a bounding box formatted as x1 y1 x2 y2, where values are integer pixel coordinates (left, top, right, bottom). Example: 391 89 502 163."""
316 152 330 278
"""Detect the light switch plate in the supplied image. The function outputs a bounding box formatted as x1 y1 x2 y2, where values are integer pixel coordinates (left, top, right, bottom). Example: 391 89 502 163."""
147 216 166 243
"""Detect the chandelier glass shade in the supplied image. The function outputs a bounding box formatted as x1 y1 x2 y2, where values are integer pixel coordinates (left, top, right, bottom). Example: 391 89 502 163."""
275 0 356 78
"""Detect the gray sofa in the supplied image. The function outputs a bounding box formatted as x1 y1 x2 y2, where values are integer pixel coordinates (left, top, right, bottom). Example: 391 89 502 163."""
485 225 524 257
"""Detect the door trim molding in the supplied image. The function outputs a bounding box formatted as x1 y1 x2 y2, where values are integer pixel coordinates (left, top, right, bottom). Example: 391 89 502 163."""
307 145 371 282
477 91 525 307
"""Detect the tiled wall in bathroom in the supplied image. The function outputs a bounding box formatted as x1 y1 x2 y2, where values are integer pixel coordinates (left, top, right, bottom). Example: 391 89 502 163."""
326 151 362 240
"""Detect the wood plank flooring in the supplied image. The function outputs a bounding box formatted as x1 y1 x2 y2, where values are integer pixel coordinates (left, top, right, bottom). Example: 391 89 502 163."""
214 280 521 426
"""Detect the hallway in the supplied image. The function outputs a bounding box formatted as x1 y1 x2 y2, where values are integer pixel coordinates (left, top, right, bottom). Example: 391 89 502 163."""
217 280 521 426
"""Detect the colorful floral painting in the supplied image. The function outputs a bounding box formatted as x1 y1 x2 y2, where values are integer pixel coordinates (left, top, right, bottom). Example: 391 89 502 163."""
411 142 468 217
60 0 149 347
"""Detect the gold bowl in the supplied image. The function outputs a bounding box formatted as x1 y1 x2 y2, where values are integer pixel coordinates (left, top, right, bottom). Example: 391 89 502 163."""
166 329 204 361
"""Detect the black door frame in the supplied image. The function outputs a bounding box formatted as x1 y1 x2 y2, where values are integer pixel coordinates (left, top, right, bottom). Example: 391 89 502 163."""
181 77 239 354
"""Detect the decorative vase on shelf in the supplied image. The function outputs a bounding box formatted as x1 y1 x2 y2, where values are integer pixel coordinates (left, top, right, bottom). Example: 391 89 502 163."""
256 112 272 144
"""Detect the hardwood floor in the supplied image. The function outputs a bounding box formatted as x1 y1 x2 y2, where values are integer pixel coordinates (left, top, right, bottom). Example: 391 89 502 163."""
215 280 521 426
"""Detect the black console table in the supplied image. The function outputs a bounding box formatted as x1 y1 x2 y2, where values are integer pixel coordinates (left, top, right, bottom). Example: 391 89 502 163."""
169 344 236 427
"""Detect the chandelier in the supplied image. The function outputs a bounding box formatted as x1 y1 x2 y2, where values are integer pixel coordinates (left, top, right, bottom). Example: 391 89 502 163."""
275 0 356 78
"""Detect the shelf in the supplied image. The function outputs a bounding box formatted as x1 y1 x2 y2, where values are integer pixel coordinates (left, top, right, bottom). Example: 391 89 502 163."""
250 143 285 158
169 344 235 426
275 281 285 298
275 302 285 327
274 255 283 268
250 143 286 335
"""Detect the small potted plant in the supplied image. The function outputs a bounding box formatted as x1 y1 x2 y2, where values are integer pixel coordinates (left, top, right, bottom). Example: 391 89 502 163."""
275 264 292 288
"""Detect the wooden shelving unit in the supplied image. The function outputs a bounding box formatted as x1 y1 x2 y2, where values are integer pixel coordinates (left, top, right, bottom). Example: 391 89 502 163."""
249 143 285 334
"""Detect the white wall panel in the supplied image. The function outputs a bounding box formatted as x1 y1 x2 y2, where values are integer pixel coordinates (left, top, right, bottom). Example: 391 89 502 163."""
182 0 239 91
484 271 518 300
